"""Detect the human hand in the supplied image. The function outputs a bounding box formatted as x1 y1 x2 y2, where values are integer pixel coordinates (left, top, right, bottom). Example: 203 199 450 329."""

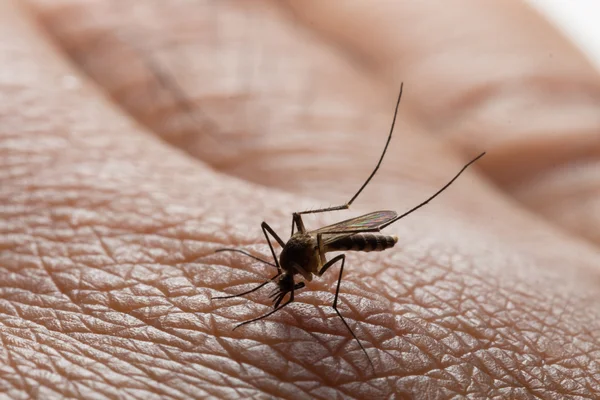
3 0 600 398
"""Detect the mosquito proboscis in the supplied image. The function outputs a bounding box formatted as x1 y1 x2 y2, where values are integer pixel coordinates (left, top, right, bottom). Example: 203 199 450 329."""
214 83 485 369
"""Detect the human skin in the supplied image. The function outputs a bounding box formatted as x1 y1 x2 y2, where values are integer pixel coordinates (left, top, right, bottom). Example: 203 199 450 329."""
1 0 600 398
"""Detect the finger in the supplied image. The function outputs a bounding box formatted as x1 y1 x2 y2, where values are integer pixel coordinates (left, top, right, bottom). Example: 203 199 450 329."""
282 0 600 246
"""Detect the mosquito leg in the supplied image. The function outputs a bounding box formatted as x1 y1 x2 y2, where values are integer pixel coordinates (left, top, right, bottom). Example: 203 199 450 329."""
213 247 280 298
262 221 285 247
261 222 285 272
297 83 404 218
213 223 286 299
291 212 307 236
215 224 285 270
214 248 277 268
233 285 296 330
297 204 350 216
213 272 281 299
318 254 374 369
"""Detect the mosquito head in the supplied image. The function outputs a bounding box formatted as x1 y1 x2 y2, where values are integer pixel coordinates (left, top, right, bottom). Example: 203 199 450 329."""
268 273 305 308
277 273 295 294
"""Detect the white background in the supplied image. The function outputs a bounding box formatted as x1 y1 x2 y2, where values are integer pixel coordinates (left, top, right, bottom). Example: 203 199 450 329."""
528 0 600 68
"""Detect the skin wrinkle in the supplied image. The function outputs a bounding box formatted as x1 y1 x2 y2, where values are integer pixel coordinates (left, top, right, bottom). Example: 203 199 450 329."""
4 185 239 400
0 333 29 397
32 215 206 349
10 180 600 396
4 327 145 398
377 253 600 394
25 343 110 397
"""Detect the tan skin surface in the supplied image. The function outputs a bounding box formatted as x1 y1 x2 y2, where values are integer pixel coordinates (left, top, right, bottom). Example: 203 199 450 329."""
1 0 599 398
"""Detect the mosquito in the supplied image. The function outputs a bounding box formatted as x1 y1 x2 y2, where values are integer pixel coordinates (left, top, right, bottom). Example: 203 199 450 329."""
214 83 485 368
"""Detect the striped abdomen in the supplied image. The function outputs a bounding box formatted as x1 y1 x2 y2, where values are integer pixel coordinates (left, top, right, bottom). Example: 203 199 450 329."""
326 233 398 252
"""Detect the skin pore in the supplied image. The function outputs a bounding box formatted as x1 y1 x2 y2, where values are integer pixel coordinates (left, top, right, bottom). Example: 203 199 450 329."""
1 0 600 398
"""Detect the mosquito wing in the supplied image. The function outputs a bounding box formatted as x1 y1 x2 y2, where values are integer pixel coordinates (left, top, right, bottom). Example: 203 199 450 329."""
309 210 398 245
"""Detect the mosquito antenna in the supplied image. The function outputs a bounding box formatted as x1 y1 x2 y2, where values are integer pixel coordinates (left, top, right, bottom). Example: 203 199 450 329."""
347 83 404 206
215 248 276 268
380 152 486 230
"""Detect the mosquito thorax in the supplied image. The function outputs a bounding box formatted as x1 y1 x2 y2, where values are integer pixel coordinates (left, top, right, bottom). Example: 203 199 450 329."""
279 233 319 276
